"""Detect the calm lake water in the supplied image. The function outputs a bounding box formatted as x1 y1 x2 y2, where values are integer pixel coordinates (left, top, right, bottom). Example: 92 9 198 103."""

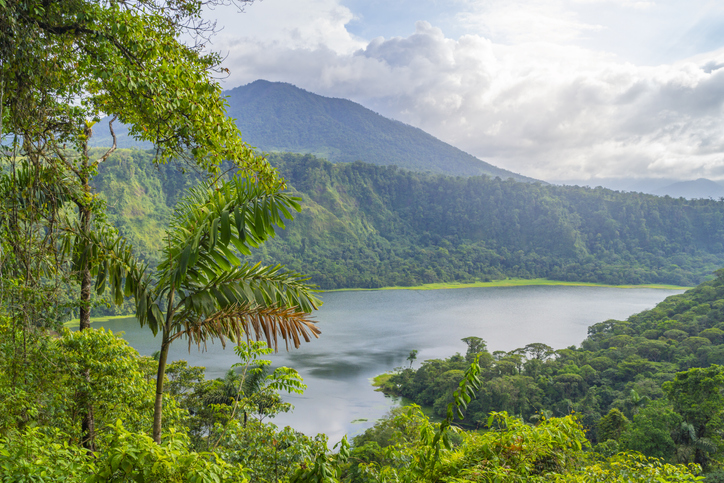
92 285 684 442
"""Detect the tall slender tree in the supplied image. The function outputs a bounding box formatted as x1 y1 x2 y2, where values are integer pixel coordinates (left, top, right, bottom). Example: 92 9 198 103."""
79 175 322 443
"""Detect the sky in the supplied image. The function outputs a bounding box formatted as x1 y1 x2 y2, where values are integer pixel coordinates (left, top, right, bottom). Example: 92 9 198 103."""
201 0 724 183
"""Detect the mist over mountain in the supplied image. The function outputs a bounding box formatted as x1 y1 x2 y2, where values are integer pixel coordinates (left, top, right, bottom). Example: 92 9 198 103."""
552 177 724 200
652 179 724 200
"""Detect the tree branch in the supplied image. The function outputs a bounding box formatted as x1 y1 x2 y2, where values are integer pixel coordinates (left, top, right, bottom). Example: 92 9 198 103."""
93 115 118 169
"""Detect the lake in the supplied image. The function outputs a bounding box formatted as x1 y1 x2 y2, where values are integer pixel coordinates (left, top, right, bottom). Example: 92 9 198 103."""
92 285 684 443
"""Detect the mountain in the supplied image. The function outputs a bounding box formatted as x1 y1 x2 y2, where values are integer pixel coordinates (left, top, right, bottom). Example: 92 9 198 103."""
223 80 534 181
255 154 724 289
90 80 535 182
652 178 724 199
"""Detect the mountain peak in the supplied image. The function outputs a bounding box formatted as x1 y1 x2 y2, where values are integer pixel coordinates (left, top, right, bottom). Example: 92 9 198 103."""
225 80 536 182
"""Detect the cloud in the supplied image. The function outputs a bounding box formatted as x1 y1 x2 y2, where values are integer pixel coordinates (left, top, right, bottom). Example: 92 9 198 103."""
457 0 604 44
211 1 724 181
208 0 364 53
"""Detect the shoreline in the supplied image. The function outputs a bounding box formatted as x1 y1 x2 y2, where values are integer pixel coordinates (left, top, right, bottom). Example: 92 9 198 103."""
64 278 691 326
326 278 692 292
62 314 134 328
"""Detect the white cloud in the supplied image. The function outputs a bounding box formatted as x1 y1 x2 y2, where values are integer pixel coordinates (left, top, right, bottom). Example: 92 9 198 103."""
208 0 364 53
457 0 604 44
209 0 724 181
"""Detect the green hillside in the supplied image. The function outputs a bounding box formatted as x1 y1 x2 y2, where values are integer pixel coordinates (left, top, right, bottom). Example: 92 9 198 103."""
92 150 724 292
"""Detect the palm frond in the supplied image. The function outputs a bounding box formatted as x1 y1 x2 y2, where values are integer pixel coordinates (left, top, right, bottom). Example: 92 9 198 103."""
156 177 301 291
181 262 321 317
67 222 163 334
172 303 320 352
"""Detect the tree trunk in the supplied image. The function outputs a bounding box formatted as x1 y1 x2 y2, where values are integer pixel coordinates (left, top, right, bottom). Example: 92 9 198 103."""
77 183 93 453
153 333 171 444
81 399 96 454
78 202 92 330
78 131 94 452
153 286 176 444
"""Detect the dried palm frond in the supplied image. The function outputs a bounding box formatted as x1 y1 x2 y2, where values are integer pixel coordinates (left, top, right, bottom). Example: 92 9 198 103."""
172 303 320 352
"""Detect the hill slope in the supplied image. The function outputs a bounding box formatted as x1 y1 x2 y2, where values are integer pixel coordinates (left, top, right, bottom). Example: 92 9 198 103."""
92 150 724 290
254 154 724 288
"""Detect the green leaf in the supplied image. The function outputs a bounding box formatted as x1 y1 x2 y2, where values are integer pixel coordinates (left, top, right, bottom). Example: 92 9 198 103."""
178 244 192 280
234 206 246 241
220 210 231 246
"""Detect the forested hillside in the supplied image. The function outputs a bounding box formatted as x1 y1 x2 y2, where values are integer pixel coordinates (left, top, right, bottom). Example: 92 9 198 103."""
257 153 724 288
93 150 724 291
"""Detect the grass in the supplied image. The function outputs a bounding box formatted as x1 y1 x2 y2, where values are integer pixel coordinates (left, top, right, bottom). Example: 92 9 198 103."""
371 372 395 392
371 372 443 422
327 278 692 293
62 314 134 328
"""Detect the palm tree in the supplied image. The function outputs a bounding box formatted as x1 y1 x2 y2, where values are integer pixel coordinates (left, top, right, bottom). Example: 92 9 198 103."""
87 175 321 443
673 421 717 467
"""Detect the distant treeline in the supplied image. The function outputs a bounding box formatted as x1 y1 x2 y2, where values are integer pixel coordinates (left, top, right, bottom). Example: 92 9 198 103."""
92 150 724 295
254 153 724 288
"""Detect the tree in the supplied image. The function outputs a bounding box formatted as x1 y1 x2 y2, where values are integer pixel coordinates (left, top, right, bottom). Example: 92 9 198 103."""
523 342 555 361
663 365 724 469
597 408 629 443
89 176 321 443
2 0 277 327
620 401 681 460
407 349 418 368
1 0 269 176
2 0 276 452
462 336 487 362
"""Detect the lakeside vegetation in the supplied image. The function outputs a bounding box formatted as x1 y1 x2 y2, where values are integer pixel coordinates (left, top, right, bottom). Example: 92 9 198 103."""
371 269 724 478
330 277 692 292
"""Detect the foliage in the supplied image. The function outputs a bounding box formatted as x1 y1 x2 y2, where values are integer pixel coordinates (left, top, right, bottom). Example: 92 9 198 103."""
619 400 681 460
379 269 724 469
0 320 186 445
348 409 587 482
554 452 703 482
1 0 273 182
0 427 88 482
84 151 724 292
0 422 248 483
344 407 704 482
597 408 629 443
88 421 248 483
75 174 321 442
664 365 724 469
214 417 329 483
